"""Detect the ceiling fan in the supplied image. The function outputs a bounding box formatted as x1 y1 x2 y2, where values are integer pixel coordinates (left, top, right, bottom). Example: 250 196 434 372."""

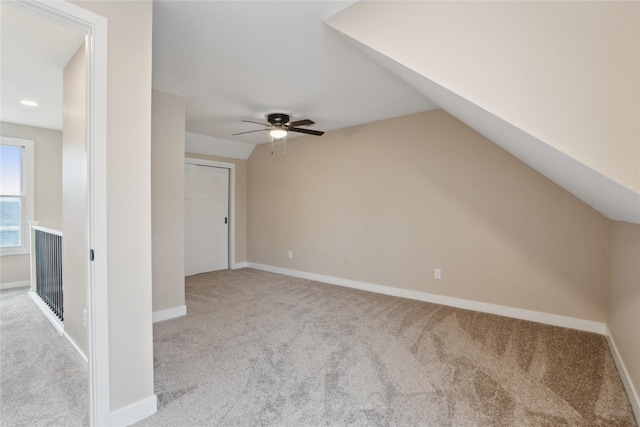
232 113 325 139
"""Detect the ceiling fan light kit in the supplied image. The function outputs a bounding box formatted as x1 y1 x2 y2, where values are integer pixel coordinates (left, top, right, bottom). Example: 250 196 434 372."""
269 127 288 139
232 112 325 157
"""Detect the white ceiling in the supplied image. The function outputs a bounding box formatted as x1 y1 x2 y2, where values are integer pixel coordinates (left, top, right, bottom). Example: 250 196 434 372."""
2 1 437 140
152 1 437 145
0 4 85 131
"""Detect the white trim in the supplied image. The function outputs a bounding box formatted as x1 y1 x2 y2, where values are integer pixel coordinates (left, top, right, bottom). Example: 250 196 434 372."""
85 8 111 426
0 137 34 256
109 394 158 427
247 263 607 335
153 305 187 323
31 225 63 236
29 221 39 291
605 326 640 422
63 330 89 369
233 261 248 269
29 292 88 369
8 1 111 425
29 291 64 335
0 280 30 290
185 157 236 270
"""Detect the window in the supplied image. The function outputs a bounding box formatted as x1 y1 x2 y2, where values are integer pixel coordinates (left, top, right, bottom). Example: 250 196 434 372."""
0 137 34 256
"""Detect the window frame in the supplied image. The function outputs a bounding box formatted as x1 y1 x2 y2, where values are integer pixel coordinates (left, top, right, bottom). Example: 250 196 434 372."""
1 137 34 256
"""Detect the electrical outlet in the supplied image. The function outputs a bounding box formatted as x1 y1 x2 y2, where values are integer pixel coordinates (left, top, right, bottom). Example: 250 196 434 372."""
83 309 87 327
288 250 293 259
434 268 442 280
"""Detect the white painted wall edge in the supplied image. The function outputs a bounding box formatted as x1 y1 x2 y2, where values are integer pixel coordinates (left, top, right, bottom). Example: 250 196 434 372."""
0 280 30 290
606 327 640 422
152 305 187 323
233 262 248 269
246 263 607 335
109 393 157 427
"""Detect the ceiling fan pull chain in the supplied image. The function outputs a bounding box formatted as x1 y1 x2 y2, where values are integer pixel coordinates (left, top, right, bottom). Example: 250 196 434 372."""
283 137 287 157
271 136 274 155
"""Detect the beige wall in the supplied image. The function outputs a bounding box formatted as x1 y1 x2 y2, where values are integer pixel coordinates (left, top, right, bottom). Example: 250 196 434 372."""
326 1 640 193
247 110 610 322
152 90 186 313
74 0 155 413
0 255 30 285
609 221 640 404
0 122 62 285
62 45 88 356
185 153 248 264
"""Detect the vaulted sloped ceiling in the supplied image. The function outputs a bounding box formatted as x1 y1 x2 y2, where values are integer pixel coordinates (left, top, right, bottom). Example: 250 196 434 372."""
325 1 640 223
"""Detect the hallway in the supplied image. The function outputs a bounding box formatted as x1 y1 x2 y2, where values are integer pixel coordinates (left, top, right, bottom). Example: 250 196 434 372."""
0 287 88 426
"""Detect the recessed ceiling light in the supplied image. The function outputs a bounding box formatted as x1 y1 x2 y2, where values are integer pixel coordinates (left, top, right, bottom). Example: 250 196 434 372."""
20 100 38 107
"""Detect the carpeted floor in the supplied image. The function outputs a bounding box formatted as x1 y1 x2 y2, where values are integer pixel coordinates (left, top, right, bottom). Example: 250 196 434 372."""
136 268 636 426
0 287 88 426
0 271 635 426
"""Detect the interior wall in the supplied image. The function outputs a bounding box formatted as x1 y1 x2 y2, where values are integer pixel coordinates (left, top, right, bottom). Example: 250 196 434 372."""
325 1 640 193
247 110 610 322
609 220 640 406
152 90 186 313
0 122 62 285
62 44 88 356
185 153 248 264
73 0 155 414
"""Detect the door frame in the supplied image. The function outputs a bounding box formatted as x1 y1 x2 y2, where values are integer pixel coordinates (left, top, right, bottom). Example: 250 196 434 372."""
185 158 236 269
6 1 110 425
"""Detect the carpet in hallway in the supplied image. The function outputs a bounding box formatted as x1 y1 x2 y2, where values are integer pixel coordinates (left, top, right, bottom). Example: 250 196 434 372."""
0 287 88 426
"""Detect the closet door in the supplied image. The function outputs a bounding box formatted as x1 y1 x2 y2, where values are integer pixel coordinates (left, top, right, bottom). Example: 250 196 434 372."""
185 164 229 275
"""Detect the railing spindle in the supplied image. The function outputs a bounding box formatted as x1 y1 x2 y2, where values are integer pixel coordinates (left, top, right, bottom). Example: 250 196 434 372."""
33 228 63 322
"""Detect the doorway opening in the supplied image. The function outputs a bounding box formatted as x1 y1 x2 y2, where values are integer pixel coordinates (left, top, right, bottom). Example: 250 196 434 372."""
2 1 109 425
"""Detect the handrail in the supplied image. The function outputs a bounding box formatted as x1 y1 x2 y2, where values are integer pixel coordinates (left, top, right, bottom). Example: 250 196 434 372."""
31 225 63 237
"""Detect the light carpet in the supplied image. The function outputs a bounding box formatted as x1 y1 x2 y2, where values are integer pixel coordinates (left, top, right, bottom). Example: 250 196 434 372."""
0 287 88 426
136 269 636 426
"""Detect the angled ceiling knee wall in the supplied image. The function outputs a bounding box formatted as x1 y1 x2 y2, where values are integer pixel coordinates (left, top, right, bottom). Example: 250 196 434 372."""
325 1 640 223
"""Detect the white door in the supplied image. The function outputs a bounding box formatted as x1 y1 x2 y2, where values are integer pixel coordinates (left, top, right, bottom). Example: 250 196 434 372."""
185 164 229 275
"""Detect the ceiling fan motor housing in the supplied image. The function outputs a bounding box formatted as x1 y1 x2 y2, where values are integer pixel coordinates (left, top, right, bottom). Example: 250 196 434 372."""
267 113 290 125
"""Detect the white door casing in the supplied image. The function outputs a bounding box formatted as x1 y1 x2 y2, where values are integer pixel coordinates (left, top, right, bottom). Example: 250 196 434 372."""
185 164 229 275
6 1 110 425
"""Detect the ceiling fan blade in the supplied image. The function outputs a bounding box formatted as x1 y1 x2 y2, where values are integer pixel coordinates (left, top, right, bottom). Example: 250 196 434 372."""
289 127 324 136
288 119 315 127
241 120 270 126
232 128 269 136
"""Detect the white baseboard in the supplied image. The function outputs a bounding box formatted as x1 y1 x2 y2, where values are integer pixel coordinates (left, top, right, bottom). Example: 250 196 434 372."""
246 263 607 335
1 280 30 290
233 261 248 269
28 291 88 368
110 393 157 427
153 305 187 323
63 330 88 369
29 291 64 335
605 327 640 422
